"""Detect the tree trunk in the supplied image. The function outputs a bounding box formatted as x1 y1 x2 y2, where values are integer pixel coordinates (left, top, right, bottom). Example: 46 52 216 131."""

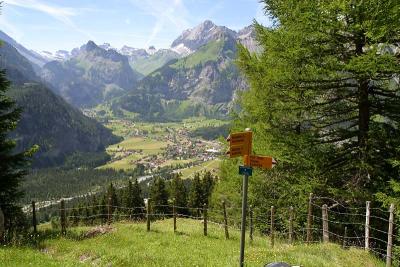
355 33 370 186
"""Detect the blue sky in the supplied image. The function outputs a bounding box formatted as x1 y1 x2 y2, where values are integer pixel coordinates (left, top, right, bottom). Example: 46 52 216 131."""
0 0 271 53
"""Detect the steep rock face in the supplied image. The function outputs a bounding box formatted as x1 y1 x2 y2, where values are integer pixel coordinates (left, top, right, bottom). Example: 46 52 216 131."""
237 25 261 53
40 41 140 107
171 20 236 55
171 20 260 55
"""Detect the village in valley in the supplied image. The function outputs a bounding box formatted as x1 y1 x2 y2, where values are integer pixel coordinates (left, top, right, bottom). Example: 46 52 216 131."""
97 118 225 179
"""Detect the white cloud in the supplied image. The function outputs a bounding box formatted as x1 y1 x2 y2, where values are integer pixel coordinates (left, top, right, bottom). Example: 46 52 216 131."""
4 0 95 39
0 15 23 41
129 0 191 46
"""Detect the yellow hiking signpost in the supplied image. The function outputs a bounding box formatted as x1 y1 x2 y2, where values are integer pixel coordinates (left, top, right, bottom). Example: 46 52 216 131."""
249 155 276 169
226 129 276 267
226 131 252 159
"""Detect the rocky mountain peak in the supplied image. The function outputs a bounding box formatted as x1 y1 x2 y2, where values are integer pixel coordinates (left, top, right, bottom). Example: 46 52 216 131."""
171 20 235 55
85 40 99 51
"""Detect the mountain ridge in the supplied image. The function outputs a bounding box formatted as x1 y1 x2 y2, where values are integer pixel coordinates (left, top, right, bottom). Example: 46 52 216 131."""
40 40 141 107
0 38 120 168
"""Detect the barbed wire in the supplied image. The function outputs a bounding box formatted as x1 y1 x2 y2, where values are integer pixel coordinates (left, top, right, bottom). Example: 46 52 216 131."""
30 196 398 263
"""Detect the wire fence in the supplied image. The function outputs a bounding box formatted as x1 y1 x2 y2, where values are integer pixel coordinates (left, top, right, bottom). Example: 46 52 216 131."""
24 194 398 267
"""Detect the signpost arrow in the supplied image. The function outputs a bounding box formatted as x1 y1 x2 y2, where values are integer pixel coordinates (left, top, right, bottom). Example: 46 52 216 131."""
249 155 277 169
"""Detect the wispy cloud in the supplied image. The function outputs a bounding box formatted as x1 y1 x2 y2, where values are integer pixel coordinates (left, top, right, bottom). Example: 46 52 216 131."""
4 0 95 39
129 0 191 46
0 15 23 41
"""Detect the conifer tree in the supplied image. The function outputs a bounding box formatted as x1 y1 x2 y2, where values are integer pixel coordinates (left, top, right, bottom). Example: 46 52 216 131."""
70 206 79 226
201 171 215 206
170 174 188 215
123 179 145 218
123 181 133 212
84 204 91 226
90 195 98 224
107 183 118 214
131 179 145 218
188 173 203 216
149 177 169 215
237 0 400 202
0 56 34 232
99 196 107 224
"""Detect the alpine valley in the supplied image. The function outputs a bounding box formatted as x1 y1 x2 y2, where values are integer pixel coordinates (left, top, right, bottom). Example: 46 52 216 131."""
0 20 257 198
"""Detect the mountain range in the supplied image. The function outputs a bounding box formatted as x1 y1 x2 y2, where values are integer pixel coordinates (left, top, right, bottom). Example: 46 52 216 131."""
40 40 141 107
35 20 257 119
0 20 258 164
0 37 120 168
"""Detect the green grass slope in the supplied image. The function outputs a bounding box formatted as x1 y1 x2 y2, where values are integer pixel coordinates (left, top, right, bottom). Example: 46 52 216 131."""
131 49 180 76
1 219 384 267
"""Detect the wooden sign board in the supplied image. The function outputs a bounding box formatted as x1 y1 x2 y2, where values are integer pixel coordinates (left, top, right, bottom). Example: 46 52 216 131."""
228 145 246 158
249 155 276 169
226 131 252 158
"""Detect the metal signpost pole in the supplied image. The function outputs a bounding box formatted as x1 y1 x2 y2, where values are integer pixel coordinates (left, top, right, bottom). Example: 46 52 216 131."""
239 171 249 267
227 129 274 267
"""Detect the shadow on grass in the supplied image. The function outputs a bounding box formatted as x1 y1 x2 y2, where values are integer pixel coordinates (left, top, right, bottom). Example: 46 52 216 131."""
10 228 92 250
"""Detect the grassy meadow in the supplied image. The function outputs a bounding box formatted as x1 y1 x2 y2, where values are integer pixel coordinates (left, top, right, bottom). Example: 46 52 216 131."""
0 219 384 267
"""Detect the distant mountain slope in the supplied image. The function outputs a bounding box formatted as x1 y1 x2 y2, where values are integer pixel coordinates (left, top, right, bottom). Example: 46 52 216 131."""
171 20 236 55
125 48 181 76
139 36 244 103
0 30 48 69
0 41 38 83
106 29 248 121
0 40 120 168
40 41 141 107
9 83 120 168
171 20 260 55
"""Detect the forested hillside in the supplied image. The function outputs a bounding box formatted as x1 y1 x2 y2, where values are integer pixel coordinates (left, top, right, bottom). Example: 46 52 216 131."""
9 83 120 168
0 39 120 168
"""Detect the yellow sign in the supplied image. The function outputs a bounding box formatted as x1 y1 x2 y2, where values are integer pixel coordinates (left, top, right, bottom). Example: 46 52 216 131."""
249 155 276 169
226 131 252 158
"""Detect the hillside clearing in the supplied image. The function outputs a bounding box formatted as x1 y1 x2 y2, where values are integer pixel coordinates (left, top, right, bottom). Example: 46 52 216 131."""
1 219 384 267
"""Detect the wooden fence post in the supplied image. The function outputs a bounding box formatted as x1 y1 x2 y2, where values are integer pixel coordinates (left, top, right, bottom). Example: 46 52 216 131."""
173 199 177 233
203 203 207 236
307 193 313 244
0 207 4 242
386 203 395 267
222 201 229 239
32 201 37 234
322 204 329 243
343 226 347 249
146 199 151 232
270 206 275 248
289 206 294 245
107 196 112 225
365 201 370 250
60 199 66 235
250 206 254 243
